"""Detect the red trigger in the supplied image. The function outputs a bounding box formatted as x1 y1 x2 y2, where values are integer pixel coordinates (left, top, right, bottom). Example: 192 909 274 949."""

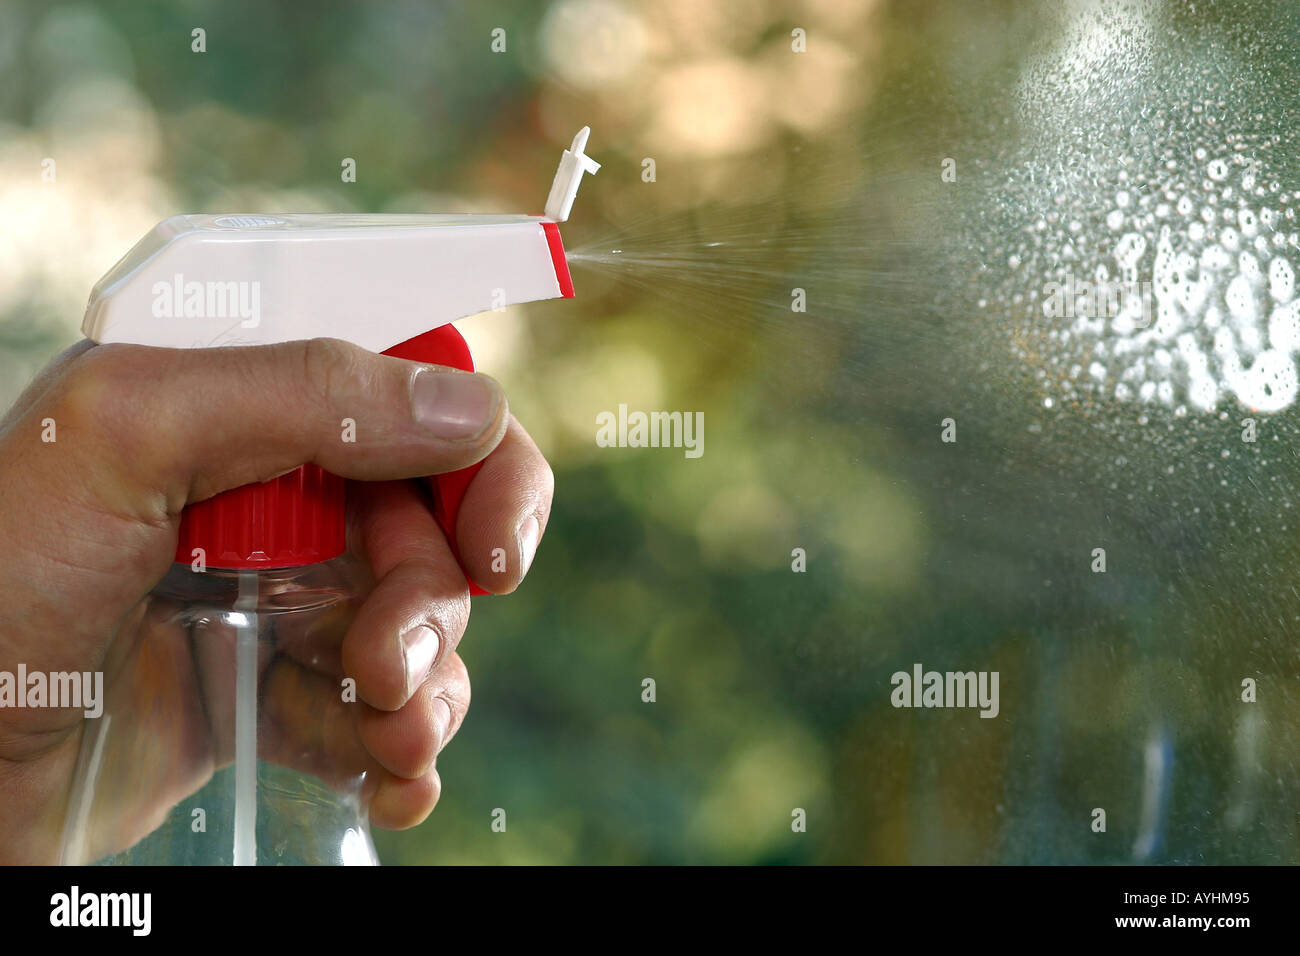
383 325 488 596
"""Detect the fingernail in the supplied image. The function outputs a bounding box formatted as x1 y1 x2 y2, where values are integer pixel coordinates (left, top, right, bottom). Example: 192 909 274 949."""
401 626 439 698
517 514 541 576
411 369 499 440
432 696 454 752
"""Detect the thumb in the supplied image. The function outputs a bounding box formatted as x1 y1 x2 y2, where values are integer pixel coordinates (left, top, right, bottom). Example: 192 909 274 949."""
34 338 509 514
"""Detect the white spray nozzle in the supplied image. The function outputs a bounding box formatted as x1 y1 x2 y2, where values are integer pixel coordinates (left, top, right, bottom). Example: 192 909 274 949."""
544 126 600 223
82 126 599 350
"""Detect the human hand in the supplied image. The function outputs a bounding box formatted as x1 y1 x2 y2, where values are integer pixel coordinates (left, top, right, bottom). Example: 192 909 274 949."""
0 338 553 863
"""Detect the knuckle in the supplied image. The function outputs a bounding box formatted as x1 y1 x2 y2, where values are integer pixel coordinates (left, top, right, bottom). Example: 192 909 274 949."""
443 651 470 700
436 655 470 742
432 584 472 656
538 458 556 502
453 664 471 716
298 337 358 410
50 345 143 437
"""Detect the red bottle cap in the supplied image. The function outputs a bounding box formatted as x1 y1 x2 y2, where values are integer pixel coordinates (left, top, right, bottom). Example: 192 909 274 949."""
174 463 345 569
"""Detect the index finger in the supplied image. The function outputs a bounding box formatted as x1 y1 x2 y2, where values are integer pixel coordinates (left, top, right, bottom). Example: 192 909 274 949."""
454 415 556 594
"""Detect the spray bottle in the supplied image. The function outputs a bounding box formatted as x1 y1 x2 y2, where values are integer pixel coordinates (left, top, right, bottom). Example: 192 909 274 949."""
57 128 600 865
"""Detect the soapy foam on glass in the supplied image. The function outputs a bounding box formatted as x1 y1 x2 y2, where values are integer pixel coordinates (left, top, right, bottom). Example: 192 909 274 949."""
1053 154 1300 414
978 0 1300 417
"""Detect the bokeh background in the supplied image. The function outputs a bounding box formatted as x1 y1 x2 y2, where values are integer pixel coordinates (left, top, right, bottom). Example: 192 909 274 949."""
2 0 1298 863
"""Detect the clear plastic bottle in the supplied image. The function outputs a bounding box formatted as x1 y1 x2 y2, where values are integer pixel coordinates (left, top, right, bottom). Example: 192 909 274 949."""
54 538 390 868
59 555 379 865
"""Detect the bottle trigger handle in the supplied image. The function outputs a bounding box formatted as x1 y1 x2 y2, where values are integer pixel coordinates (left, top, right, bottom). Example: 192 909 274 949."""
381 325 489 596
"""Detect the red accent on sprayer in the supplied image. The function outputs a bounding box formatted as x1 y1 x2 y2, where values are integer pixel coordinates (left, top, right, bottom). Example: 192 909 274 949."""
173 323 488 594
174 463 345 569
382 324 488 596
543 220 575 298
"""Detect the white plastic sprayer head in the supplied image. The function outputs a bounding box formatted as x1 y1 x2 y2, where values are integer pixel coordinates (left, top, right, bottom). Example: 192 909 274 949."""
545 126 601 223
